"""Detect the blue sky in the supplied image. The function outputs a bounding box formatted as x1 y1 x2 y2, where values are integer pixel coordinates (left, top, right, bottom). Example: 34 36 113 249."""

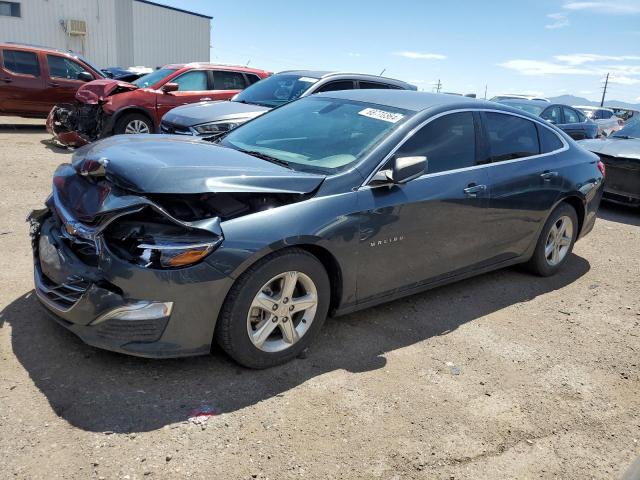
160 0 640 103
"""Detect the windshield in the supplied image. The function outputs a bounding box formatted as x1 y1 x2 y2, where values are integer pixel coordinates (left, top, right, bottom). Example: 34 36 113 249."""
613 117 640 138
219 97 412 174
499 101 545 116
233 74 320 107
132 68 177 88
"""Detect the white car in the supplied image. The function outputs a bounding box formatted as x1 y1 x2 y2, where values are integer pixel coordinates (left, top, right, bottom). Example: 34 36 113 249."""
490 94 550 102
575 106 623 137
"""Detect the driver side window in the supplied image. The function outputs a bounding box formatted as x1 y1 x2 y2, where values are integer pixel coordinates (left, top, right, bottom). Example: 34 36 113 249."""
541 106 562 124
172 70 208 91
46 55 86 80
395 112 476 174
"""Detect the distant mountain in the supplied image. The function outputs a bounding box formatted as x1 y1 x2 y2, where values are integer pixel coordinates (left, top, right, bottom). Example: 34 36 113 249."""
549 95 640 110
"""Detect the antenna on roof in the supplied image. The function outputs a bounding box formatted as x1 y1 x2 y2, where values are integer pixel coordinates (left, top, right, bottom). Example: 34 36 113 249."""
246 59 251 66
379 68 386 76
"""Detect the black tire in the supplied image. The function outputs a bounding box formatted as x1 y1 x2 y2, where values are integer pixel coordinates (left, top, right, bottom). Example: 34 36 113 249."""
525 202 578 277
215 248 330 369
114 112 153 135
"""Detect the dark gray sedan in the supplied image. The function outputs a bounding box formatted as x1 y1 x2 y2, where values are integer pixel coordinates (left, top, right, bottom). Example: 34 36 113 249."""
160 70 416 139
30 91 604 368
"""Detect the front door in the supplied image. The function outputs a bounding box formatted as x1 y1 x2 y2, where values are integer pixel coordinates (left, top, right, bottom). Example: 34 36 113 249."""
561 106 586 140
43 54 92 107
355 111 493 303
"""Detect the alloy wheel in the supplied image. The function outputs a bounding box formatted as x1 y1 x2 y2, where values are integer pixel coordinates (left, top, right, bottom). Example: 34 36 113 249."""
247 271 318 353
545 215 573 266
124 119 150 134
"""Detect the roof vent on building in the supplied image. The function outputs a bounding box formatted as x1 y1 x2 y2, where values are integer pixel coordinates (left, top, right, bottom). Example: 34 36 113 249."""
63 19 87 36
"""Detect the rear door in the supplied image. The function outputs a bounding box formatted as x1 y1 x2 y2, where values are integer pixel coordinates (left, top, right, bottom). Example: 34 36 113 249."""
482 111 565 260
44 54 93 106
356 111 493 302
0 48 46 115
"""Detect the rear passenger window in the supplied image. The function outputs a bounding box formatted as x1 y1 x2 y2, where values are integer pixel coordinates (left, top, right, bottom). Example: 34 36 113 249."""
485 112 540 161
396 112 476 174
537 125 564 153
2 49 39 76
315 80 355 93
212 71 246 90
359 81 391 89
541 106 561 124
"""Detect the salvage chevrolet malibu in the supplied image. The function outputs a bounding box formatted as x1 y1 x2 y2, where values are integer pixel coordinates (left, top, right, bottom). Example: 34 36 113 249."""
30 90 604 368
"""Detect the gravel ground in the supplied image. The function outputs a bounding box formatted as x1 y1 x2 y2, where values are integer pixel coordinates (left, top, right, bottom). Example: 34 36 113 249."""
0 123 639 479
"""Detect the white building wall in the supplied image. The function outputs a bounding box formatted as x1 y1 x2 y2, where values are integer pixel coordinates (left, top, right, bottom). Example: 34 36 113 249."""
0 0 211 68
131 0 210 68
0 0 120 66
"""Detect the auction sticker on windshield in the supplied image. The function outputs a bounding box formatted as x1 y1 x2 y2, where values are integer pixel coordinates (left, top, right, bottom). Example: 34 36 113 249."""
358 108 405 123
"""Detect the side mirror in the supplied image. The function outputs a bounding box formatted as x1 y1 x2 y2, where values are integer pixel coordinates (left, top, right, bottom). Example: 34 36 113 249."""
370 156 427 186
77 71 94 82
162 82 179 93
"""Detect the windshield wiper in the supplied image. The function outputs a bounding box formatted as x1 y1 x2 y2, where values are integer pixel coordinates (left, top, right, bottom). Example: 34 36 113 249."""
238 149 293 169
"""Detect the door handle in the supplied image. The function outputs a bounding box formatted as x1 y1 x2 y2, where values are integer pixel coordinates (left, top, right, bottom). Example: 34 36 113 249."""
540 171 558 180
48 82 60 87
463 184 487 197
1 77 12 83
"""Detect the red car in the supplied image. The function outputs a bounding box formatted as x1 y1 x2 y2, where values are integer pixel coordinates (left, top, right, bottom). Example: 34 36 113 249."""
47 63 271 146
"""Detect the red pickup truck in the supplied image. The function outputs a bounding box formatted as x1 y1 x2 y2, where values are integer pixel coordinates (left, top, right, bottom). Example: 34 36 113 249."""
47 63 271 146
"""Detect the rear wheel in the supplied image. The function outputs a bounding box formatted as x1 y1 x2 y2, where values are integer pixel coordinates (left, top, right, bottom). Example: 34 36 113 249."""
114 113 153 135
526 203 578 276
215 249 330 369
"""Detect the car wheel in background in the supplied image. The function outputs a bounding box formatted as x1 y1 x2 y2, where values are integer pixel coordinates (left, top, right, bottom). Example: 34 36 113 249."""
215 248 330 369
115 113 153 135
526 202 578 277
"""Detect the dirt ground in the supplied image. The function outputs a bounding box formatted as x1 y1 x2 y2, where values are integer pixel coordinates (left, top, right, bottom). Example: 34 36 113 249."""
0 120 638 480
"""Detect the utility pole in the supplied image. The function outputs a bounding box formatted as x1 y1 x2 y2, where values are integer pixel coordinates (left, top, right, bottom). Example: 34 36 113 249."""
379 68 386 76
600 72 609 107
484 84 488 100
434 79 442 93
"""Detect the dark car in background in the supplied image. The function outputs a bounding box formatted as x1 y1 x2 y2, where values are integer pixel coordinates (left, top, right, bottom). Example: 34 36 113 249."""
495 99 598 140
47 63 271 147
30 90 603 368
0 42 105 118
160 70 416 140
579 118 640 206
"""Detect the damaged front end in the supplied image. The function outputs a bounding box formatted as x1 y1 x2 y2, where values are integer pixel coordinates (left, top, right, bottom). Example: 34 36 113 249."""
47 79 139 147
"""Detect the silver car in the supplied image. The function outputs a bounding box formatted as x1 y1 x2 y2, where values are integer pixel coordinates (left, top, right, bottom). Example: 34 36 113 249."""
159 70 416 140
575 106 623 137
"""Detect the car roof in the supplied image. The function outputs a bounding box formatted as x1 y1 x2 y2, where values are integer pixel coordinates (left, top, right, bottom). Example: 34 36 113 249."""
574 105 614 112
316 89 504 113
1 42 82 58
276 70 415 88
161 63 271 74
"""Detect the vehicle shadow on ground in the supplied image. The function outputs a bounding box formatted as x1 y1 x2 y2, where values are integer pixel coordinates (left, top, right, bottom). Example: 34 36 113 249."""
1 255 590 433
39 139 73 155
598 202 640 227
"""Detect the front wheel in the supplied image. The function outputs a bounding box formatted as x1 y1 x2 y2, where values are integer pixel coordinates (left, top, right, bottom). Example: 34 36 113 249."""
525 203 578 276
114 113 153 135
215 249 330 369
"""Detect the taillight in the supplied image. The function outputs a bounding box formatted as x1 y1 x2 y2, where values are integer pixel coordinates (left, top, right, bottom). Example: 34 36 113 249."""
597 160 605 178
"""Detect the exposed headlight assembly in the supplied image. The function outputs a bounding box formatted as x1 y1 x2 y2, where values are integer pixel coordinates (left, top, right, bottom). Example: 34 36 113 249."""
192 119 247 136
137 238 222 268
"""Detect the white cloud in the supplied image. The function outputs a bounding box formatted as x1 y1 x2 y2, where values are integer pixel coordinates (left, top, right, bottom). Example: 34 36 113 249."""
545 12 570 29
555 53 640 65
394 51 446 60
563 1 640 14
609 75 640 85
498 59 594 76
347 52 361 57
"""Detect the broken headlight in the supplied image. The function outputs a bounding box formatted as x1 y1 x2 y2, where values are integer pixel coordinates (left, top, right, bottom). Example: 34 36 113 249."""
105 217 222 269
192 119 246 136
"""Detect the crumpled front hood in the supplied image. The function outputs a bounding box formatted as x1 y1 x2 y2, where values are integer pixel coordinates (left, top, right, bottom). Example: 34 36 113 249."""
162 100 271 127
579 137 640 160
76 79 138 104
71 135 325 194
